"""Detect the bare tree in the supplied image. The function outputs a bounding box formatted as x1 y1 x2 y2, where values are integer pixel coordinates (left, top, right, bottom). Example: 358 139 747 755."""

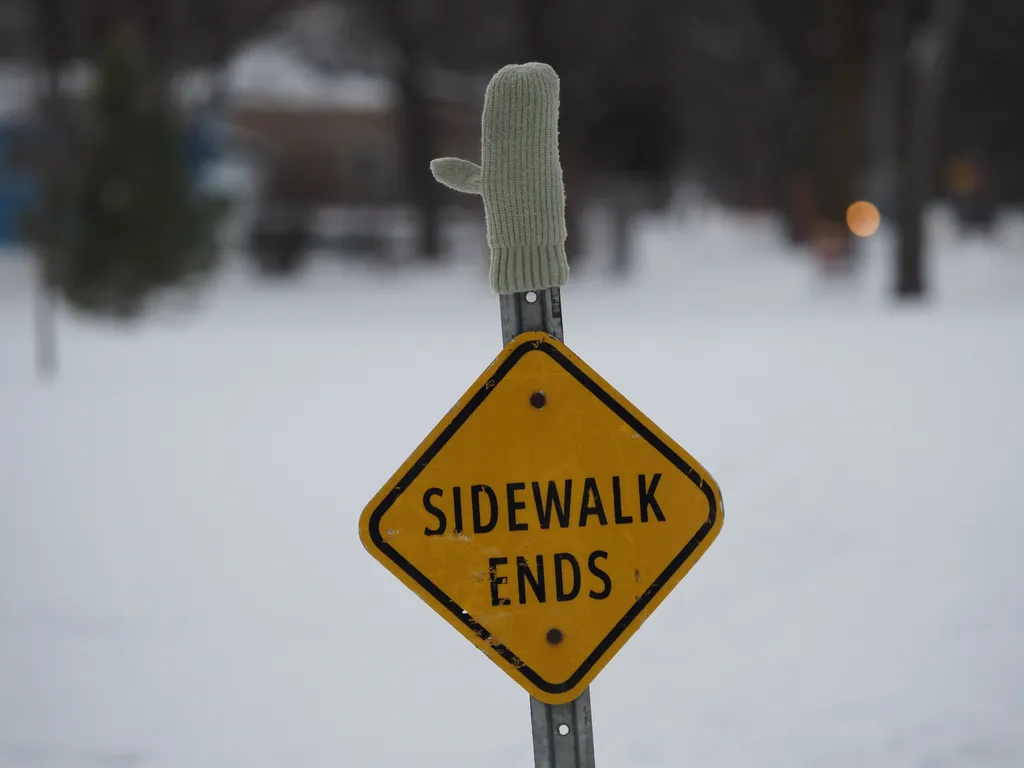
896 0 965 298
333 0 445 260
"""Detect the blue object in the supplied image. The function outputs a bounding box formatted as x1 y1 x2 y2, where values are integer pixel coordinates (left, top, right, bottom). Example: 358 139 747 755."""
0 114 223 247
0 122 37 245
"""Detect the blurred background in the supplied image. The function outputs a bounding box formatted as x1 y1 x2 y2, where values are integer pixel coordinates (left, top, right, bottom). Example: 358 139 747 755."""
0 0 1020 312
1 1 1023 768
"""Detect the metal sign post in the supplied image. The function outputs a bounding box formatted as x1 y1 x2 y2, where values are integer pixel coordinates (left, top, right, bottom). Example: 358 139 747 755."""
499 286 595 768
530 684 596 768
499 288 563 346
358 61 723 768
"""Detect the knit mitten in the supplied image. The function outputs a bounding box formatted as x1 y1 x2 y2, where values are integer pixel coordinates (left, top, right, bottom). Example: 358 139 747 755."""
430 62 570 294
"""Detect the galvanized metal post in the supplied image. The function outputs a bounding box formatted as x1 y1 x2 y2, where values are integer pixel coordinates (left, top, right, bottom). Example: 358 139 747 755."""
498 286 596 768
529 686 596 768
498 288 564 346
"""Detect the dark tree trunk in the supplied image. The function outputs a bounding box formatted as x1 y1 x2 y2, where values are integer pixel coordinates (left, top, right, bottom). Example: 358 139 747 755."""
141 0 174 109
34 257 58 380
521 0 551 62
396 56 442 260
518 0 586 264
810 0 867 252
896 0 965 299
609 179 646 276
865 3 907 219
29 0 69 380
357 0 442 260
561 154 587 267
610 195 631 276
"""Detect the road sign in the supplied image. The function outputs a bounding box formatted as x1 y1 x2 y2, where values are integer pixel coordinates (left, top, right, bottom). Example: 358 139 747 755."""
359 331 723 705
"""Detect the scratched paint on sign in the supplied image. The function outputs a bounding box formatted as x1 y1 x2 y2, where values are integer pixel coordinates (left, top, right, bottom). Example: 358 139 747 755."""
359 332 723 704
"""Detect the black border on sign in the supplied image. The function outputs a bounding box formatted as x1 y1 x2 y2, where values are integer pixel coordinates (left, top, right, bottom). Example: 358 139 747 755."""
367 338 718 695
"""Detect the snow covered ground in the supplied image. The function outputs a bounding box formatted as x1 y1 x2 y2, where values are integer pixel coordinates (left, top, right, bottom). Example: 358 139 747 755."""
1 206 1023 768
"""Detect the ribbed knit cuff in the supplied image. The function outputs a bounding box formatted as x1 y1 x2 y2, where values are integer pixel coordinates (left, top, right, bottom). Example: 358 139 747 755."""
489 243 569 294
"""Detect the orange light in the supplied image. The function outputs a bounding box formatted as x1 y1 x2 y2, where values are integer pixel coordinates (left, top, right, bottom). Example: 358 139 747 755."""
846 201 881 238
946 159 977 195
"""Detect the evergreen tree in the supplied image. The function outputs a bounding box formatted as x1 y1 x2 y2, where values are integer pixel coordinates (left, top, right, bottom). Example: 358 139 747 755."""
23 20 226 319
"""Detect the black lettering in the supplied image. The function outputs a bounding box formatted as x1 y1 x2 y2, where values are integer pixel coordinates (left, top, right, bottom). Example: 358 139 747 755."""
579 477 608 526
612 475 632 524
472 485 498 533
423 488 446 536
453 486 464 534
516 555 546 603
532 480 572 529
638 474 665 522
588 551 612 600
489 557 510 606
554 553 581 602
507 482 528 531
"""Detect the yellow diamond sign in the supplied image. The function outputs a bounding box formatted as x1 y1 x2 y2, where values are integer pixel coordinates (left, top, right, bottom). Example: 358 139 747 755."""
359 331 723 704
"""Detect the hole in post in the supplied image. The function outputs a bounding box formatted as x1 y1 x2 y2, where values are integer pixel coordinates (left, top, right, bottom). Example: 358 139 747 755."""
525 291 538 304
558 724 570 736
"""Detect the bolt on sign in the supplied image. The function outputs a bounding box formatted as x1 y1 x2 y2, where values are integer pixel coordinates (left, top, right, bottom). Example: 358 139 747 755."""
359 332 723 705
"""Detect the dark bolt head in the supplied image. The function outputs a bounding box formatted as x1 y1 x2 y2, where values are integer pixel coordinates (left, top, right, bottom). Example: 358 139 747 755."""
546 628 563 645
530 391 547 409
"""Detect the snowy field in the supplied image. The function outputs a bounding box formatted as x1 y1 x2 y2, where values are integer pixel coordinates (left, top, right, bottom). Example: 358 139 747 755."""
2 207 1023 768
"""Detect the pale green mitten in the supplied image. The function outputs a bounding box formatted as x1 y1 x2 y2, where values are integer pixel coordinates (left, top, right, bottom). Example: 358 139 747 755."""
430 62 569 295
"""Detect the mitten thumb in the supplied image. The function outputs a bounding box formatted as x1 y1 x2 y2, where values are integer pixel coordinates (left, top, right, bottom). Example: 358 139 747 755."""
430 158 483 195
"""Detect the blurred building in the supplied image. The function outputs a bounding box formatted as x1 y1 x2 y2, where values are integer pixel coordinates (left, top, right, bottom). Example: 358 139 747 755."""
216 37 484 270
222 41 481 208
